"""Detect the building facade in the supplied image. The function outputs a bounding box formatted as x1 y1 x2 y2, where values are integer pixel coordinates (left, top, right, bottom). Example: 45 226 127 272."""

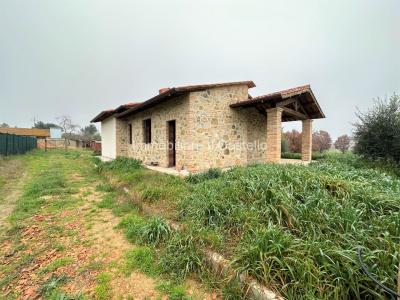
92 81 325 172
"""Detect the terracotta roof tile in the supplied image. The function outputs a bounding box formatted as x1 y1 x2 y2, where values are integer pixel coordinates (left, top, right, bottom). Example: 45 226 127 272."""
230 84 325 120
117 81 255 118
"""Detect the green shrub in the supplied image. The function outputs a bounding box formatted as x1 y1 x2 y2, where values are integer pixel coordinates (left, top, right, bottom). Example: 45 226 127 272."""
186 168 222 184
281 138 289 153
119 214 172 245
96 157 142 173
281 152 327 160
141 217 172 245
118 214 147 243
141 187 163 202
159 233 203 279
354 93 400 163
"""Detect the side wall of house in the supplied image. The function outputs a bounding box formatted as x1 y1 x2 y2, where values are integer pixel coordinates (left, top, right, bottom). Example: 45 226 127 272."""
187 84 252 171
124 95 191 169
114 84 269 172
101 117 117 159
244 107 267 164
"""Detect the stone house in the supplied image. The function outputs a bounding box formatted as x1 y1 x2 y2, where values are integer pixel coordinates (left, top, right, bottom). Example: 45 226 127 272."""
91 81 325 172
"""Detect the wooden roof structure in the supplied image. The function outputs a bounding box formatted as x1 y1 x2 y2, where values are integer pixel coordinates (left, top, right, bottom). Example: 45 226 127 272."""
230 85 325 122
91 81 324 123
117 81 255 118
91 102 141 122
0 128 50 138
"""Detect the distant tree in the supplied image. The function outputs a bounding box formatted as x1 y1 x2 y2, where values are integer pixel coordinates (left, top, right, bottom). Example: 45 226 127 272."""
80 124 99 142
283 130 302 152
57 115 79 136
281 138 289 153
0 123 9 128
93 132 101 141
334 135 351 153
81 124 97 136
312 130 332 152
353 93 400 163
33 121 59 129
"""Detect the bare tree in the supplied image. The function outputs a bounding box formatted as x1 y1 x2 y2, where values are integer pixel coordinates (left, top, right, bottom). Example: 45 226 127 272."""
334 135 351 153
57 115 79 136
0 123 9 128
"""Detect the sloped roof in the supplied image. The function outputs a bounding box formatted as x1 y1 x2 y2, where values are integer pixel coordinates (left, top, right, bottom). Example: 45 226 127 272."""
117 81 255 118
0 127 50 138
91 102 141 122
230 84 325 120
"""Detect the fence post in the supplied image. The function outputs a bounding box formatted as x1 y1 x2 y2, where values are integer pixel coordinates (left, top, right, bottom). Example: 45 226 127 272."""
5 134 8 156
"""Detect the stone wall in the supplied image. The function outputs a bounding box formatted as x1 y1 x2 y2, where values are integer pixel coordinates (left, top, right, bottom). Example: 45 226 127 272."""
124 94 191 170
187 84 251 171
116 118 128 157
114 84 274 172
244 107 267 164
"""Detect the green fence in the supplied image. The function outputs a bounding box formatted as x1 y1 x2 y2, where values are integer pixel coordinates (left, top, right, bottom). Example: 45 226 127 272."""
0 133 37 156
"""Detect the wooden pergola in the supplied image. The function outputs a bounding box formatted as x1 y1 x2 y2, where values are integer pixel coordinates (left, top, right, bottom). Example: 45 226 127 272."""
230 85 325 162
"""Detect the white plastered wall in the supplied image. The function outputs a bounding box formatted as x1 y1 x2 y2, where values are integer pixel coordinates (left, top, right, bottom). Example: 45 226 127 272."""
101 117 117 159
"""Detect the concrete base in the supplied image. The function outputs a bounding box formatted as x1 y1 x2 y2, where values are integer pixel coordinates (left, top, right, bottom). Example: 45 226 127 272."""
279 159 311 165
144 165 189 177
96 156 114 162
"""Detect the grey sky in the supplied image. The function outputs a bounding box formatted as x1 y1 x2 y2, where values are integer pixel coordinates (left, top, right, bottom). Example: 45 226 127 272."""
1 0 399 139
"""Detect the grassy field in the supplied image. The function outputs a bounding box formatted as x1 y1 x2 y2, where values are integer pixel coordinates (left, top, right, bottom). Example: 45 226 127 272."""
0 150 210 299
95 153 400 300
1 150 398 299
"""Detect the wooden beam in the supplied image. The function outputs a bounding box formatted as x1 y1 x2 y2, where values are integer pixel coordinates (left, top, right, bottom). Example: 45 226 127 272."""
281 107 307 120
276 98 297 108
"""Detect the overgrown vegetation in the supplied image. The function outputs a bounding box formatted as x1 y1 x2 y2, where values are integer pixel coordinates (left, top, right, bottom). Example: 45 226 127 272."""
178 153 400 299
186 168 222 184
281 151 327 160
94 151 400 299
354 93 400 163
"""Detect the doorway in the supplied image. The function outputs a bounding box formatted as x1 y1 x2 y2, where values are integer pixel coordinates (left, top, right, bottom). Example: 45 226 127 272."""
167 120 176 167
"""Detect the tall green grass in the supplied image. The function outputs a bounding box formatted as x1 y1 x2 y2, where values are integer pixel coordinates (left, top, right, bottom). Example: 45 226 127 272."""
96 152 399 299
178 156 400 299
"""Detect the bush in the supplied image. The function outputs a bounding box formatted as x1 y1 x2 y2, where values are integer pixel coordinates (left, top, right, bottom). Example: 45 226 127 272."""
281 152 326 160
159 233 203 279
281 139 289 153
354 93 400 163
141 217 172 245
96 157 142 173
186 168 222 184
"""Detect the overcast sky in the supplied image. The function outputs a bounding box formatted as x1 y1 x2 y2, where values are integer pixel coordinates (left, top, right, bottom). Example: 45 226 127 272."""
1 0 399 139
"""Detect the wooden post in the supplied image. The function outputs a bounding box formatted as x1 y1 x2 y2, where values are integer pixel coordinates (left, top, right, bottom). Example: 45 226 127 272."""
45 137 47 152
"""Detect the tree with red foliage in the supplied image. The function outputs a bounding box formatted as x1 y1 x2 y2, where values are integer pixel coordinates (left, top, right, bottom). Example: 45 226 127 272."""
283 130 302 152
334 135 351 153
312 130 332 152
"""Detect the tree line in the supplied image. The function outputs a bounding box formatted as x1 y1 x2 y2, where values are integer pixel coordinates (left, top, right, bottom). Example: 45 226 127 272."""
282 130 351 154
282 92 399 165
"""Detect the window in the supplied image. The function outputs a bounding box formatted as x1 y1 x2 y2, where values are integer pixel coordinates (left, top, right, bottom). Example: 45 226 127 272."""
143 119 151 144
128 124 132 144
